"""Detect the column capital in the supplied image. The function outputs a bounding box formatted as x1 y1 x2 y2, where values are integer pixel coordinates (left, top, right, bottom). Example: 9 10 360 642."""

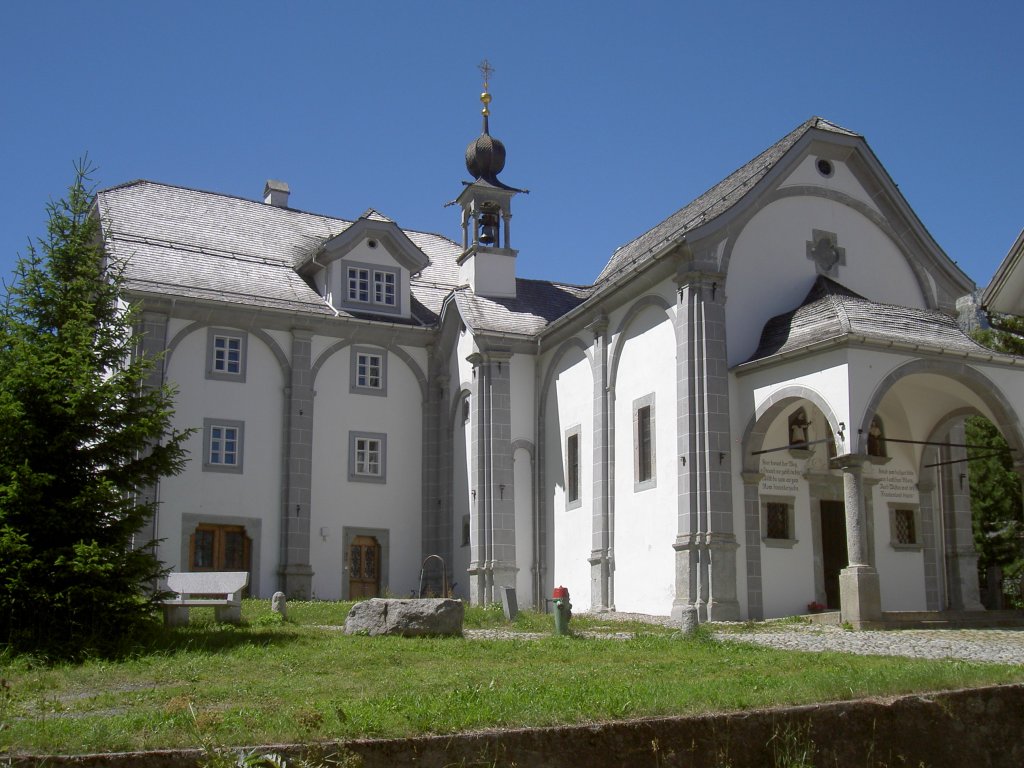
832 453 868 471
585 311 609 336
741 471 764 486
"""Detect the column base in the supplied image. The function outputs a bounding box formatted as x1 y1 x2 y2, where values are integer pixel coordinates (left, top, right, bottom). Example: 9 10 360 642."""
279 564 313 601
588 551 611 611
839 564 882 628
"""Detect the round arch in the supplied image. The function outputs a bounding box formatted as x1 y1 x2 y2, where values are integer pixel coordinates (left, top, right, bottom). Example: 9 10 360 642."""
858 360 1024 457
165 321 290 380
719 185 938 309
607 294 675 392
741 384 844 473
311 339 428 402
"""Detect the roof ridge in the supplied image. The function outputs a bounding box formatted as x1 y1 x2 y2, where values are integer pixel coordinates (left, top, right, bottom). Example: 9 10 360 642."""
595 116 853 284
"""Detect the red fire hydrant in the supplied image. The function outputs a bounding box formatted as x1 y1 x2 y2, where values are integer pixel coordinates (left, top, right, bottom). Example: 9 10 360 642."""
552 586 572 636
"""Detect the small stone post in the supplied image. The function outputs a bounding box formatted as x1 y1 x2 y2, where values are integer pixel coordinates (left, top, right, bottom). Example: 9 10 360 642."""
272 591 287 620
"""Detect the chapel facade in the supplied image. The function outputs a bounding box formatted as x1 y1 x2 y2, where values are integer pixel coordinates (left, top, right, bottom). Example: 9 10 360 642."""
100 79 1024 626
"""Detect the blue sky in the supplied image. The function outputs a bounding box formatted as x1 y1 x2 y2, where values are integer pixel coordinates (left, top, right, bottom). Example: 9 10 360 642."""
2 2 1022 291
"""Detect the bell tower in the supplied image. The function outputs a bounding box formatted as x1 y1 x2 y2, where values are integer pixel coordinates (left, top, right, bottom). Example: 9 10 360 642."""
455 61 526 299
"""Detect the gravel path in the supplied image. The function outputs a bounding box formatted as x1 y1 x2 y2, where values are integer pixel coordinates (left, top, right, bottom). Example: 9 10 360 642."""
466 612 1024 664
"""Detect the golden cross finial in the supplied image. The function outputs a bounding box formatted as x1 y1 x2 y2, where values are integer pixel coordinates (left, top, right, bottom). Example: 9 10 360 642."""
477 59 494 118
478 59 495 89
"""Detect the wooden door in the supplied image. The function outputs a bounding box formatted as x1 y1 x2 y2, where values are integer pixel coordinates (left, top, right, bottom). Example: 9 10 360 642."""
820 502 848 609
349 535 381 599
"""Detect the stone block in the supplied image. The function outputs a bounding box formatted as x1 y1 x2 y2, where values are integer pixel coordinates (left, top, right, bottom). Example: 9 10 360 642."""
344 598 464 637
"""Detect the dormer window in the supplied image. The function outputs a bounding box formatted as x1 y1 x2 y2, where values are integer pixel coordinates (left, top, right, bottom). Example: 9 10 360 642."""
345 264 399 313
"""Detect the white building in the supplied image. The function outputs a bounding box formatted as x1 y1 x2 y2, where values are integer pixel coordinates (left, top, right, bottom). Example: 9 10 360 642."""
99 87 1024 626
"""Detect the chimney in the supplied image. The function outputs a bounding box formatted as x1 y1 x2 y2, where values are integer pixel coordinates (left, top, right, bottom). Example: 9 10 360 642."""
263 179 290 208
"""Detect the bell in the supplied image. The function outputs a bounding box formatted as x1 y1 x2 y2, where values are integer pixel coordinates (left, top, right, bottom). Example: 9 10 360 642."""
479 225 498 245
479 213 499 245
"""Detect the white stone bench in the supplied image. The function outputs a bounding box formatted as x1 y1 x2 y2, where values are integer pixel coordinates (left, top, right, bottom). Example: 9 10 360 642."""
162 571 249 627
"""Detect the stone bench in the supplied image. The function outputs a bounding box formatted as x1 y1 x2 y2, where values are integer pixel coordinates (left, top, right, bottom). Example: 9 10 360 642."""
161 571 249 627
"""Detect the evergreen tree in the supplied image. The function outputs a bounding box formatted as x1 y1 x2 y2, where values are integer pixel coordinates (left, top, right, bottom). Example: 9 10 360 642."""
969 314 1024 606
0 162 190 658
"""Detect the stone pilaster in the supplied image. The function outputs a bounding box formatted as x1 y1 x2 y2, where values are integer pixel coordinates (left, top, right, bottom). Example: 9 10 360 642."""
835 454 882 628
487 349 517 601
134 311 169 549
741 471 764 620
672 265 739 622
941 421 984 611
421 363 449 596
279 329 314 599
466 348 517 604
467 352 488 604
587 313 612 611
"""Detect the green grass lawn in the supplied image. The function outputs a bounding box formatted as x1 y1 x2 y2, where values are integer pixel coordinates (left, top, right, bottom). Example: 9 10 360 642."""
2 600 1022 756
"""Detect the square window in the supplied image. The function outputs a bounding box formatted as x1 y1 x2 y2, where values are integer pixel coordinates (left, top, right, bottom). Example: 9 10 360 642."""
213 336 241 374
350 346 388 396
766 503 790 539
205 328 247 382
348 267 370 303
355 437 381 475
374 271 396 306
340 261 401 315
890 506 921 549
761 496 796 547
358 353 382 388
203 419 244 473
349 431 387 483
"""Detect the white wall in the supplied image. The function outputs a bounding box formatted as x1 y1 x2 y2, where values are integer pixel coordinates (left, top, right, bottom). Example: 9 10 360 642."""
309 342 424 600
756 416 818 618
544 341 592 605
610 301 677 615
726 195 926 365
159 323 285 597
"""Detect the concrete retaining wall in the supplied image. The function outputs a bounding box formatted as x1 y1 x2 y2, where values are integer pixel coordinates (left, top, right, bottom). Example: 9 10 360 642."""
13 684 1024 767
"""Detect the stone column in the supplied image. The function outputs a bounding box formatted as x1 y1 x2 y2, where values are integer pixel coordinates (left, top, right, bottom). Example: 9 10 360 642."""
134 311 169 549
587 313 612 611
917 466 942 611
672 264 739 622
835 454 882 627
279 329 313 599
941 421 984 611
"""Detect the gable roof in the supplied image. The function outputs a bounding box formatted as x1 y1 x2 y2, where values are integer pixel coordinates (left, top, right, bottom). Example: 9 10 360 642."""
97 180 463 321
595 118 860 284
982 228 1024 315
745 276 991 364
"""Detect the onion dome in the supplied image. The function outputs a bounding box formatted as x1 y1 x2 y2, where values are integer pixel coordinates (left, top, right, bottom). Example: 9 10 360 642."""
465 64 507 184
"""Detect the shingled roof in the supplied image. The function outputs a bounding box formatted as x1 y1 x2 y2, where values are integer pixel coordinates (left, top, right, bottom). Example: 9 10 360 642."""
746 276 991 364
97 180 464 322
454 279 592 336
595 117 860 284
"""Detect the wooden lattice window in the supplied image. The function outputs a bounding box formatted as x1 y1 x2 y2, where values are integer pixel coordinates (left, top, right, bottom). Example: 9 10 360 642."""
893 508 916 545
190 524 251 573
766 502 791 540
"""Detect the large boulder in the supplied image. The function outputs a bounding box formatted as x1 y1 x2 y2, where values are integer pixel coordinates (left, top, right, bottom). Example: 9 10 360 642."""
344 598 464 637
